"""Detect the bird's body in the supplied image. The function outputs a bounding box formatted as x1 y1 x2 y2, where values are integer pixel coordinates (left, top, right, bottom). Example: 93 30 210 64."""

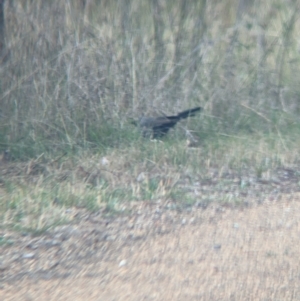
137 107 201 138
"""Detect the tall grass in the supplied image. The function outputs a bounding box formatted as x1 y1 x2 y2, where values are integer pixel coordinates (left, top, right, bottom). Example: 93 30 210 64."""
0 0 299 158
2 0 300 234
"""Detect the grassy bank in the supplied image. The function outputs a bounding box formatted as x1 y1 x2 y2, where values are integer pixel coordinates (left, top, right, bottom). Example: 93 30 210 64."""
1 0 300 234
1 131 300 234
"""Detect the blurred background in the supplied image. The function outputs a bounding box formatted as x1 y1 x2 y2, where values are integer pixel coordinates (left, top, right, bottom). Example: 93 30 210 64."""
0 0 300 157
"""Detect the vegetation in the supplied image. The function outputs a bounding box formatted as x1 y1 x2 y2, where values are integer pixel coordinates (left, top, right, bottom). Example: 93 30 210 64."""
1 0 300 234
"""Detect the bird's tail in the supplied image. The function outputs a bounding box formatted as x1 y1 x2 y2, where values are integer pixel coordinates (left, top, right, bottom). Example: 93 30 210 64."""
177 107 201 119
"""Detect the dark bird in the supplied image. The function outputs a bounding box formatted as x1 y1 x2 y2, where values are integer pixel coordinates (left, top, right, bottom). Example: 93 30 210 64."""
135 107 201 138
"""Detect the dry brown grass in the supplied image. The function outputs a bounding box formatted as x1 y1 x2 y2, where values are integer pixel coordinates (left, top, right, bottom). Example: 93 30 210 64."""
1 1 300 299
1 0 300 157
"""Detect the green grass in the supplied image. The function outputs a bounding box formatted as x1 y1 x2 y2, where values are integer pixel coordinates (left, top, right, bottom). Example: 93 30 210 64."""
1 127 300 234
0 236 14 247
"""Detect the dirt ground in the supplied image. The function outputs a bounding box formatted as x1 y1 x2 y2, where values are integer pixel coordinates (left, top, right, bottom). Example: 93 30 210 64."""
1 193 300 301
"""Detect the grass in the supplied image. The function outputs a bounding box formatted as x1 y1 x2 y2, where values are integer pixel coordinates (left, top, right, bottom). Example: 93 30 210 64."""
1 0 300 235
2 128 300 234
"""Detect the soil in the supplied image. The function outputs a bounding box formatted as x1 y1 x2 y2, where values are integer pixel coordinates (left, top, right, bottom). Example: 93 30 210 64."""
1 192 300 301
